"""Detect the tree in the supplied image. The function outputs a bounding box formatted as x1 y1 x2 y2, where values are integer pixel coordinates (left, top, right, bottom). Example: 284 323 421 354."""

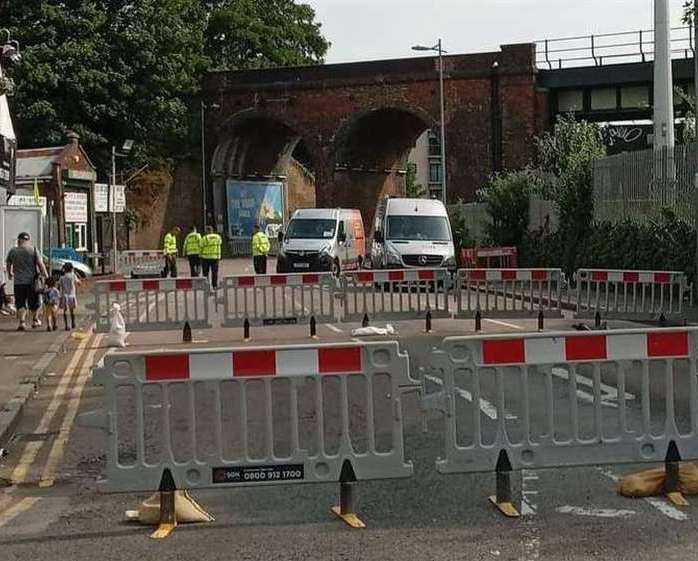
1 0 329 171
536 114 606 275
204 0 330 71
477 169 541 247
683 1 694 24
405 162 425 198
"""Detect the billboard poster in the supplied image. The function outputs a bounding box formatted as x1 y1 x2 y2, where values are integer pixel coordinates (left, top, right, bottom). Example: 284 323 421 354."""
226 180 284 238
0 135 16 193
64 191 88 223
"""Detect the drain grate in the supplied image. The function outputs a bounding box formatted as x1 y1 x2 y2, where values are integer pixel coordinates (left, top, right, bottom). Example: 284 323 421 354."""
11 431 58 443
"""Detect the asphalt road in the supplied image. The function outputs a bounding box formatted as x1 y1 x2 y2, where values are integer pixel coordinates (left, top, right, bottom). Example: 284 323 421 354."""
0 263 697 560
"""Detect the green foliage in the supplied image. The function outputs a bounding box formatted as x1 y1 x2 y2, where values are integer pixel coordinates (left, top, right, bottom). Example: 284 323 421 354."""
2 0 329 171
521 210 697 284
477 169 541 247
535 114 606 275
448 203 475 251
683 1 694 24
675 86 696 143
405 162 425 198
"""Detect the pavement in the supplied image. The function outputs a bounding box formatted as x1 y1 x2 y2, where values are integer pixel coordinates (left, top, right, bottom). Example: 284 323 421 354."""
0 258 697 560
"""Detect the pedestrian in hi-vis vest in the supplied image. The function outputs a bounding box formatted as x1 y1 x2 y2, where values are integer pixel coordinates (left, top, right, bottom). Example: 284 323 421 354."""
162 226 180 278
252 224 270 275
200 225 222 289
183 225 202 277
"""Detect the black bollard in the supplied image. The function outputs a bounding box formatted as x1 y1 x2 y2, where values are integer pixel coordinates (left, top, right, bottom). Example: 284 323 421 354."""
475 310 482 332
182 321 192 343
537 310 544 331
425 309 432 333
659 313 667 327
594 311 601 330
243 318 251 341
362 313 369 328
310 316 317 338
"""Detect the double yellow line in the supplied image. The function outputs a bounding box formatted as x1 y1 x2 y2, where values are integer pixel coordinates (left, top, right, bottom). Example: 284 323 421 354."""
0 330 104 528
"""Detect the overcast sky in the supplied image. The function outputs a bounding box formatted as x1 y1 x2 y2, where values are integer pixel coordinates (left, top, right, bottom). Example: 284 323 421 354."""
305 0 689 63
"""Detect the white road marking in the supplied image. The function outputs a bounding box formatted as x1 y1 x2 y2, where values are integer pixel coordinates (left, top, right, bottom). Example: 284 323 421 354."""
424 374 516 420
596 467 688 521
484 318 524 330
325 323 343 333
556 505 636 518
551 367 636 408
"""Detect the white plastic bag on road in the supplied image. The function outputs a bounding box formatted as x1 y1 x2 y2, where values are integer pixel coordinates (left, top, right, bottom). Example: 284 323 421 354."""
107 303 129 348
351 324 397 337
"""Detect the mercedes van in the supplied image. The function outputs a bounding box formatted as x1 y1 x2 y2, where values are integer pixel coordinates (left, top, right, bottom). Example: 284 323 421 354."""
276 208 365 275
371 197 456 269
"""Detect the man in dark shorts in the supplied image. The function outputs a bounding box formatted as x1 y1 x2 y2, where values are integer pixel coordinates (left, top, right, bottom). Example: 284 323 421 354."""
5 232 48 331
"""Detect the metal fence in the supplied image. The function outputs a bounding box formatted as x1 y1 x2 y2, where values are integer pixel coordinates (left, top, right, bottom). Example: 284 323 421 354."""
228 237 280 257
118 250 165 278
536 26 694 69
593 145 698 226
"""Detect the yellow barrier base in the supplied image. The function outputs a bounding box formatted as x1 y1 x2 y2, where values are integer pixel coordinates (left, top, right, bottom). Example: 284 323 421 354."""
667 491 689 506
151 522 177 539
331 506 366 529
488 496 520 518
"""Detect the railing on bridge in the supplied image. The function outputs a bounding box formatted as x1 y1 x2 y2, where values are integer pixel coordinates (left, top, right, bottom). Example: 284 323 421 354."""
536 26 694 70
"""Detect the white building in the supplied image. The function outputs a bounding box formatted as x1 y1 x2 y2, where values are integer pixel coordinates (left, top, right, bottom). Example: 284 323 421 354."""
407 129 443 199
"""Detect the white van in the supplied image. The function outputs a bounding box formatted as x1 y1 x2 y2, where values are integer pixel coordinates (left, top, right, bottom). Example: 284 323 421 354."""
371 197 456 269
276 208 366 275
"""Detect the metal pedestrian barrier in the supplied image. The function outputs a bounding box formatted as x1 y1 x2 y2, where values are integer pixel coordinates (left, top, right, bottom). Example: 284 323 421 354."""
455 269 564 319
94 277 212 333
341 269 453 323
575 269 688 320
221 273 338 327
423 327 698 515
118 250 165 278
79 341 419 528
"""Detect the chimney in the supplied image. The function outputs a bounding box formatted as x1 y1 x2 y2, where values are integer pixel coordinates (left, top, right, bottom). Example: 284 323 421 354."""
66 131 79 146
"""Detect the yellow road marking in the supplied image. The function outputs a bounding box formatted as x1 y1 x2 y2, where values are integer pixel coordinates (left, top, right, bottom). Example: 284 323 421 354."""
0 497 41 528
39 335 104 488
10 332 92 484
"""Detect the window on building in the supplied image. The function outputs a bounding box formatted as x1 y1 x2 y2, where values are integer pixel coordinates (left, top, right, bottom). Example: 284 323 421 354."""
428 131 441 157
557 90 584 112
591 88 617 110
429 162 442 183
621 86 650 109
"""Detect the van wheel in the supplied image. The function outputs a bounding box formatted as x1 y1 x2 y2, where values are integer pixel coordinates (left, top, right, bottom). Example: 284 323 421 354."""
332 259 341 277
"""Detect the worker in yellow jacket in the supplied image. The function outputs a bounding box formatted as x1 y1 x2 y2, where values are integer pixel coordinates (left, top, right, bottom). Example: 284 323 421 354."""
183 226 202 277
251 224 271 274
200 225 223 289
162 226 180 278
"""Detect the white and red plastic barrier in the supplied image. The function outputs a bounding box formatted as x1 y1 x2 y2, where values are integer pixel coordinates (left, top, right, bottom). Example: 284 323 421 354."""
347 269 448 283
97 277 206 293
478 329 689 366
143 345 363 381
224 272 334 288
459 269 560 282
578 269 682 285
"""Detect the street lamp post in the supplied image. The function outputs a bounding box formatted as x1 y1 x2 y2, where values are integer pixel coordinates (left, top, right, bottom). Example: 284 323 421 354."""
412 40 447 205
110 140 133 272
201 101 220 229
694 0 698 297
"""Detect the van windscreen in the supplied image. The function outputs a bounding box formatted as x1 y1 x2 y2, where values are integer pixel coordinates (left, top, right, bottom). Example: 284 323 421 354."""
286 219 337 239
387 216 451 241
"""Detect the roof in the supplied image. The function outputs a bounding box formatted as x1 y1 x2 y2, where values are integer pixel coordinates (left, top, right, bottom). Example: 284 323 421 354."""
386 198 448 215
16 147 63 181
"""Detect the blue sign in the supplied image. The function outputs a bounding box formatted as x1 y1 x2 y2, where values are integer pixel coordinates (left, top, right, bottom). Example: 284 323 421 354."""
226 180 284 237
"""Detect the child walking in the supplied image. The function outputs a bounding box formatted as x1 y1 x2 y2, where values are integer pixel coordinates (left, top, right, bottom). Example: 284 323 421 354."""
43 276 60 331
59 263 80 330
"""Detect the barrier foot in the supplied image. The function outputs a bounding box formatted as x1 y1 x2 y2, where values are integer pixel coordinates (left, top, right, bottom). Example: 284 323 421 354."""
331 482 366 529
243 318 251 342
362 314 370 328
425 309 433 333
182 321 192 343
475 310 482 332
488 451 520 518
151 469 177 539
537 310 544 331
664 441 689 506
594 311 602 330
310 316 318 339
659 313 667 328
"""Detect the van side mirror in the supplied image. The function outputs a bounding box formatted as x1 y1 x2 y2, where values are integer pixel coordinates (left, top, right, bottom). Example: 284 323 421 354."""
374 230 384 244
338 232 347 243
277 231 284 243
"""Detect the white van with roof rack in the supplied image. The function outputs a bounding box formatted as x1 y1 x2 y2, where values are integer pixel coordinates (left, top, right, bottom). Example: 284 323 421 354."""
370 197 456 270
